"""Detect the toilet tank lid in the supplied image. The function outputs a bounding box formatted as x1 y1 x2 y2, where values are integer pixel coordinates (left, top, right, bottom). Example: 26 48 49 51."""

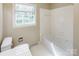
1 37 12 47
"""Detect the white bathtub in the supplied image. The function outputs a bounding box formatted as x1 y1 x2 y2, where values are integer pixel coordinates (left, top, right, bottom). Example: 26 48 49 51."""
40 36 56 55
41 36 73 56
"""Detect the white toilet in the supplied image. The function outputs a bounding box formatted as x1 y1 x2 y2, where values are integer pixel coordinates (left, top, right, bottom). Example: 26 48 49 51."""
1 37 12 52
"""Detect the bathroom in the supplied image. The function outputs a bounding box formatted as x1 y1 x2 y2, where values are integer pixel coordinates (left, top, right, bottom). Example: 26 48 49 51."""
0 3 79 56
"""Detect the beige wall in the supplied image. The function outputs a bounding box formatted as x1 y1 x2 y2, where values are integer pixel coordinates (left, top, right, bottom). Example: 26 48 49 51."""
37 3 51 9
3 3 50 46
3 4 13 38
0 4 3 44
51 3 73 9
74 4 79 56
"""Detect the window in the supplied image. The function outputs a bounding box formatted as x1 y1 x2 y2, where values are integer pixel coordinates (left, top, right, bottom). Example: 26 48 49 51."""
14 4 36 27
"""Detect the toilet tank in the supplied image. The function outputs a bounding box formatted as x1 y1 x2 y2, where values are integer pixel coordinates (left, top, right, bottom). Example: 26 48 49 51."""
1 37 12 52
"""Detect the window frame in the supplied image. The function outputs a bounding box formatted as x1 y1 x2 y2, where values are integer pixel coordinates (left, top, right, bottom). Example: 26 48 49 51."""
13 4 36 28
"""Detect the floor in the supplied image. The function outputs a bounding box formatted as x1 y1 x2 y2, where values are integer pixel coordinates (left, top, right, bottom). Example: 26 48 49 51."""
30 44 53 56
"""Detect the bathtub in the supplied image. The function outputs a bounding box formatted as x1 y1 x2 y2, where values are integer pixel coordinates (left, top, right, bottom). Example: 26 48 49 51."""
41 36 73 56
40 36 56 55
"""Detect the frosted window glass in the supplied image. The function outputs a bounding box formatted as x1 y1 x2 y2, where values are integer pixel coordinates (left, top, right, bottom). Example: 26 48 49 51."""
15 4 36 27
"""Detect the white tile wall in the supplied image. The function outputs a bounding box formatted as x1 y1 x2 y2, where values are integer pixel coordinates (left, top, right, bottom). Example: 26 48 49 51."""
40 6 74 56
51 6 74 55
